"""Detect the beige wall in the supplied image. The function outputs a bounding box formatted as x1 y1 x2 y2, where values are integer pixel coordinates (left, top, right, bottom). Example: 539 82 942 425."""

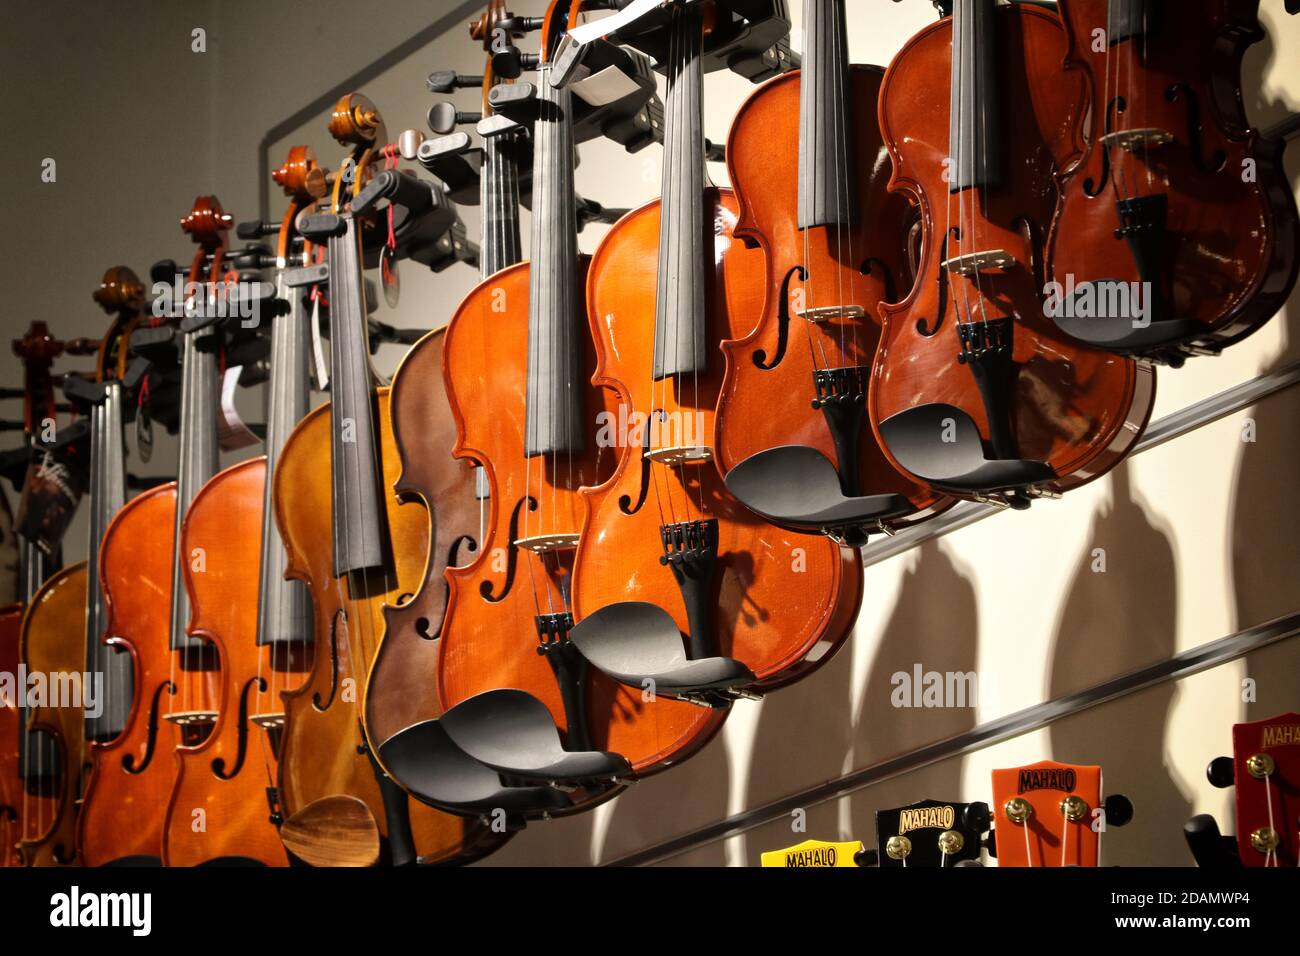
3 0 1298 866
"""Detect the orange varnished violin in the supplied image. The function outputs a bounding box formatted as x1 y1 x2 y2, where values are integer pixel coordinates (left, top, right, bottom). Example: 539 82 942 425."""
561 0 860 771
160 149 324 867
274 94 491 866
869 0 1155 510
716 0 951 546
17 272 149 866
78 199 234 866
1046 0 1299 365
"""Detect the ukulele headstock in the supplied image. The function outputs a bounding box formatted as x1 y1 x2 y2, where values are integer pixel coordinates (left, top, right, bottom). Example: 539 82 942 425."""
874 798 990 867
1210 713 1300 867
990 760 1132 867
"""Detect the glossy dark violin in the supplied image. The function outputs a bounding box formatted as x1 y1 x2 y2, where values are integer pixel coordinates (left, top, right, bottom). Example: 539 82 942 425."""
17 272 150 866
870 0 1155 510
558 0 860 771
274 93 490 866
160 149 325 867
717 0 950 546
1047 0 1299 366
78 198 236 866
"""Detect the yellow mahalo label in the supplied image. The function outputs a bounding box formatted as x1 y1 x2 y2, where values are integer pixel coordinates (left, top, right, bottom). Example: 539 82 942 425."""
760 839 863 868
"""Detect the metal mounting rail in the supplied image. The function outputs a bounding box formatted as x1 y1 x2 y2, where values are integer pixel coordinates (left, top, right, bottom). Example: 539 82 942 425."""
608 361 1300 866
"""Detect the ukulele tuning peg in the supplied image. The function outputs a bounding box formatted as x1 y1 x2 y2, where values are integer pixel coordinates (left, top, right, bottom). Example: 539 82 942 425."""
1102 794 1134 828
427 102 484 136
426 70 485 94
853 847 878 867
1207 755 1235 789
963 801 992 834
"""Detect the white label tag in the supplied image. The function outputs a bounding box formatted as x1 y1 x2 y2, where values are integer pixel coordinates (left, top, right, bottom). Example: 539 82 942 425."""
571 65 640 108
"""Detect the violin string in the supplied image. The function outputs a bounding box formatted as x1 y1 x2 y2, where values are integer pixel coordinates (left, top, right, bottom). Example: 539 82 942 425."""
952 2 977 345
834 0 860 377
688 3 704 520
830 0 847 373
968 0 993 337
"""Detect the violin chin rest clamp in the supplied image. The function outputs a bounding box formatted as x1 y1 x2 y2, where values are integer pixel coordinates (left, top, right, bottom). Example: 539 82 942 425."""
570 602 757 706
439 689 632 786
1049 280 1202 356
724 444 913 544
878 403 1054 500
379 719 571 822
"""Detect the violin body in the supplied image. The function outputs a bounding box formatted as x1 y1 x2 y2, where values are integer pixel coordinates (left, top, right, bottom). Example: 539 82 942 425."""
14 569 84 867
873 4 1154 500
367 328 480 751
275 391 493 865
1050 0 1298 359
163 457 310 867
573 190 861 770
716 64 947 527
437 262 623 755
0 603 24 865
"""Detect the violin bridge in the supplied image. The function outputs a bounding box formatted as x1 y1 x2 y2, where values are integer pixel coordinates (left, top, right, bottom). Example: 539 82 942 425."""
514 533 581 554
1100 128 1174 152
645 445 713 466
795 304 866 324
164 710 219 727
941 250 1015 276
250 712 286 730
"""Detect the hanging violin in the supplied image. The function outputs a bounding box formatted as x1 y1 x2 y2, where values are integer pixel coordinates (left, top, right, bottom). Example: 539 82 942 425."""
78 199 235 866
717 0 951 546
869 0 1155 510
16 272 149 866
274 93 492 866
556 0 860 772
160 149 324 867
1046 0 1299 366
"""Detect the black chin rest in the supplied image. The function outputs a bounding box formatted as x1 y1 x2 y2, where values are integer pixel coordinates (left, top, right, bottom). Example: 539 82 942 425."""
380 719 570 817
724 444 913 532
570 601 756 695
878 403 1054 494
1050 282 1202 352
439 689 631 784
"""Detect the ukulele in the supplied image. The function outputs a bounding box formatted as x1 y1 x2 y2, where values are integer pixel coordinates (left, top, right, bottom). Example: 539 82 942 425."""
870 0 1155 510
1047 0 1300 366
1190 712 1300 867
17 271 153 865
990 760 1133 866
160 149 324 867
870 798 990 867
717 0 950 546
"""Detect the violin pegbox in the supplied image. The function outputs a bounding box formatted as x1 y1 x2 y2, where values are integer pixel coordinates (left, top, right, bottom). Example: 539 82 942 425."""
273 145 328 205
873 799 991 868
1213 713 1300 867
328 92 388 153
93 266 146 316
990 761 1132 867
179 195 233 253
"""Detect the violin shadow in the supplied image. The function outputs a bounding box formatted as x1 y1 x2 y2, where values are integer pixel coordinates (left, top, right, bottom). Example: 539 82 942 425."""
841 539 979 858
472 800 601 867
1047 462 1189 865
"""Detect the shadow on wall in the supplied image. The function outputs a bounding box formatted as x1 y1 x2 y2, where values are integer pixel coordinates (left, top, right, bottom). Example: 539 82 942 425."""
837 539 980 860
1046 463 1188 865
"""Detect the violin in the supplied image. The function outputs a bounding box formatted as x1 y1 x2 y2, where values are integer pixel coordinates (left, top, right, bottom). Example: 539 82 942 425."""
870 0 1155 510
716 0 950 546
556 0 858 771
78 199 234 866
274 94 487 866
160 149 323 867
16 274 148 866
1047 0 1299 366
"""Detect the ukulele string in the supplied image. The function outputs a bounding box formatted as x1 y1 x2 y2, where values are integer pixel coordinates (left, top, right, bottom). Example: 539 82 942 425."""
1022 817 1032 867
1060 809 1070 867
1264 767 1278 867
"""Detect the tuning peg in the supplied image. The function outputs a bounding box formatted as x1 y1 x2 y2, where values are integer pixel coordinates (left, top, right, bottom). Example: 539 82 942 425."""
237 220 280 241
416 132 481 204
427 70 484 94
488 82 538 126
853 847 878 867
492 46 540 81
1183 813 1243 868
963 801 992 834
983 828 997 858
1103 794 1134 828
64 337 100 356
150 259 181 286
397 129 426 161
1207 756 1235 789
427 102 483 136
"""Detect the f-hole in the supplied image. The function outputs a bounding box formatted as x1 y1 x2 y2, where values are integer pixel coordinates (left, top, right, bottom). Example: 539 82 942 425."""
1165 84 1227 174
312 610 345 711
618 419 656 516
916 230 954 336
480 497 535 602
123 680 175 774
212 676 263 780
1084 95 1126 197
753 265 806 370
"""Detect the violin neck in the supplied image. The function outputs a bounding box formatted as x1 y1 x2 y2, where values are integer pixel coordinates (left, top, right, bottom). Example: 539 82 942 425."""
85 381 132 741
948 0 1003 192
326 215 390 579
169 327 220 652
17 527 54 607
524 60 585 456
798 0 858 229
1108 0 1154 45
256 271 313 646
480 125 524 279
653 1 708 381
